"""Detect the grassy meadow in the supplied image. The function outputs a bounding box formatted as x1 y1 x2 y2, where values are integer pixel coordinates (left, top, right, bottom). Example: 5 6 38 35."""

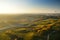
0 14 60 40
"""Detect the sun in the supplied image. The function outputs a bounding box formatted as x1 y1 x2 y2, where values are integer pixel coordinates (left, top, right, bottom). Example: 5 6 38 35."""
0 2 27 14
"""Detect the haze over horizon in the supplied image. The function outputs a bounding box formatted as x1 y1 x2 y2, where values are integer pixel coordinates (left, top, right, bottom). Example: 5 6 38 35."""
0 0 60 14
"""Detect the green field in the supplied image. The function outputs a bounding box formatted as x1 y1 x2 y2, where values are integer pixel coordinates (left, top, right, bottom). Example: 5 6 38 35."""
0 14 60 40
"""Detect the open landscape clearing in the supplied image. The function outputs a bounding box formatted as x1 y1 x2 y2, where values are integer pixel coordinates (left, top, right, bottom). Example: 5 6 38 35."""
0 14 60 40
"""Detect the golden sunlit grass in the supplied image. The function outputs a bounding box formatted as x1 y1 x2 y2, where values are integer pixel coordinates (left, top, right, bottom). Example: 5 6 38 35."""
0 14 60 40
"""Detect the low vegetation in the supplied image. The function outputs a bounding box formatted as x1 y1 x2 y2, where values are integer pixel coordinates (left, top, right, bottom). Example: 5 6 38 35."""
0 14 60 40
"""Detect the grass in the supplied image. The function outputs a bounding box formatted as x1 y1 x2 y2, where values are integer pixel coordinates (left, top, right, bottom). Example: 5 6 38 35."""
0 14 60 40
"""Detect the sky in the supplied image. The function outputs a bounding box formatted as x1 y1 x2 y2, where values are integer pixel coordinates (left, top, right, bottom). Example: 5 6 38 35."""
0 0 60 14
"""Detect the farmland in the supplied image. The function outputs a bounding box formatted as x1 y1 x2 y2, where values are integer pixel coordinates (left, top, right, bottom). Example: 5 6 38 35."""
0 14 60 40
